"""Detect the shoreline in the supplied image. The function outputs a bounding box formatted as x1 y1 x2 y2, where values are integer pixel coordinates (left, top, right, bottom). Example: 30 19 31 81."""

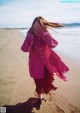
0 28 80 113
56 50 80 66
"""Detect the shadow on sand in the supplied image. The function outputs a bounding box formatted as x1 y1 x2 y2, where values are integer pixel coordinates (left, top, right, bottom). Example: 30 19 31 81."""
3 97 41 113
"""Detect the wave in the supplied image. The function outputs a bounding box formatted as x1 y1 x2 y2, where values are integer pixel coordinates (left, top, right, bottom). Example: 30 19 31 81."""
1 22 80 29
63 23 80 27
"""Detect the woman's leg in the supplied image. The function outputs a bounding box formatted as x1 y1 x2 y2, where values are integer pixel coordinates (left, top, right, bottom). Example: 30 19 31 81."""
33 79 43 98
37 93 42 99
33 79 43 109
43 66 57 94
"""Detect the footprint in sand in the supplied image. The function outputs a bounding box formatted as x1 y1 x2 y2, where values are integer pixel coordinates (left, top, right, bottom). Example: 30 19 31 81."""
71 110 76 113
56 106 65 113
69 104 80 113
47 92 55 101
71 109 80 113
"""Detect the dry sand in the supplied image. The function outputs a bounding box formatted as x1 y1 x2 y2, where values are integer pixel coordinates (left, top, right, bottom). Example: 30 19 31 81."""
0 28 80 113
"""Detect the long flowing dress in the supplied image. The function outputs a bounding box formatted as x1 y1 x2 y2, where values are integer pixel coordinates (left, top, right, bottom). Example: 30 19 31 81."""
21 29 69 94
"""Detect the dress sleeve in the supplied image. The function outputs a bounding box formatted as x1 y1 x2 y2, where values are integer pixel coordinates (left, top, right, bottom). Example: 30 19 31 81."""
21 32 33 52
42 32 58 48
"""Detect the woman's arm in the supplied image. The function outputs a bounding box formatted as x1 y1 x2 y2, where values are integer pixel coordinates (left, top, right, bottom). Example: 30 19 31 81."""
21 32 33 52
42 32 58 48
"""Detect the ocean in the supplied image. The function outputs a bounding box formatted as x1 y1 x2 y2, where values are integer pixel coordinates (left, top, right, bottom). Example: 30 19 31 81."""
20 24 80 64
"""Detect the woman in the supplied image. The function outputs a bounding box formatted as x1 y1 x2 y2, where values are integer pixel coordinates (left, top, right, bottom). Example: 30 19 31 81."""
21 16 69 109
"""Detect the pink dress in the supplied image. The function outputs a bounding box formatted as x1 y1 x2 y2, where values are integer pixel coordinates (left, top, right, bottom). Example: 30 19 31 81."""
21 29 69 81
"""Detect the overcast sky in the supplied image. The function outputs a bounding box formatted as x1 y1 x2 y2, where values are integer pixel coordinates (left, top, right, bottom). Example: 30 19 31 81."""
0 0 80 28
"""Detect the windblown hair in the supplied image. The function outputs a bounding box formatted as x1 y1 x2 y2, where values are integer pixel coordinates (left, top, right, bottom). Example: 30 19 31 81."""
31 16 64 31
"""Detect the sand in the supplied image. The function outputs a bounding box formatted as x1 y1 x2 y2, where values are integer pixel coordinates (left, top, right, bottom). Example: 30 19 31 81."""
0 28 80 113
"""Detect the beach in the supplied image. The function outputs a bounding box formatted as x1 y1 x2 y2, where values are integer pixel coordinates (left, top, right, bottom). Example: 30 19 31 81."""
0 28 80 113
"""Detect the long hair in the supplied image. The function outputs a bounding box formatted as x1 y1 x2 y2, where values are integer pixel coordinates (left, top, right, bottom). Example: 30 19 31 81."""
31 16 63 36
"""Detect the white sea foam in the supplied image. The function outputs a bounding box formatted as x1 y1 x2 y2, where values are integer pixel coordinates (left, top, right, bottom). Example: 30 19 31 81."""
52 27 80 63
